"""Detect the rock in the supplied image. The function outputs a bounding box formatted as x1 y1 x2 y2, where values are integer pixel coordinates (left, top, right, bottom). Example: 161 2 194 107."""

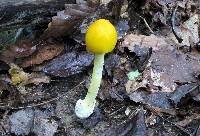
10 108 34 135
33 110 58 136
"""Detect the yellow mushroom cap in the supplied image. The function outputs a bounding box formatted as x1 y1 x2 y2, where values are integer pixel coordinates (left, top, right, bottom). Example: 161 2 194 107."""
85 19 117 54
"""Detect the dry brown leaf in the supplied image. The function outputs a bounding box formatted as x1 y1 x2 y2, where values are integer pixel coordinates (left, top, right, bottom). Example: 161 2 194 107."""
25 73 50 85
19 41 64 67
123 33 200 93
123 34 168 52
42 3 95 38
0 40 36 64
127 45 200 93
170 14 199 48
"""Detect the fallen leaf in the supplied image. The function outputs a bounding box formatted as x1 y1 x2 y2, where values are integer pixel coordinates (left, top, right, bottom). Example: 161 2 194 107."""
9 63 29 86
153 12 167 25
42 51 94 77
144 105 176 116
19 40 64 67
100 0 113 5
42 3 94 38
33 110 58 136
0 40 36 64
144 46 200 92
123 34 168 52
129 89 172 109
122 34 167 68
9 63 50 94
127 45 200 93
24 73 50 85
10 109 58 136
125 79 147 94
115 19 129 39
88 0 104 7
171 14 199 48
169 83 199 105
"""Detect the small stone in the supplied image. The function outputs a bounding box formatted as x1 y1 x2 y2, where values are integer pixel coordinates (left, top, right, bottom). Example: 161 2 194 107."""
10 108 34 135
33 110 58 136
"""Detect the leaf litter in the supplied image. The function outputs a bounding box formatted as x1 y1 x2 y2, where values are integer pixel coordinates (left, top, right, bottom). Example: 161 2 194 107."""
0 0 200 135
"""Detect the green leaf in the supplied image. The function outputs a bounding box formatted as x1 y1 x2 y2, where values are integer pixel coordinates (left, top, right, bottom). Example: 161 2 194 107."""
127 70 141 80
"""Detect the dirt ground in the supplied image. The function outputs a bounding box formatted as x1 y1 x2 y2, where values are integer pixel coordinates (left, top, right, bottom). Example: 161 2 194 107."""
0 0 200 136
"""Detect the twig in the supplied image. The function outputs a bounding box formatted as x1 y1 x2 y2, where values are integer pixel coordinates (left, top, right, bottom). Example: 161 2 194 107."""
108 105 126 116
137 14 154 34
171 4 183 43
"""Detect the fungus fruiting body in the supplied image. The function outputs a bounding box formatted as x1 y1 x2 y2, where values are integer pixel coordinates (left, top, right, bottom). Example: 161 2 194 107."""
75 19 117 119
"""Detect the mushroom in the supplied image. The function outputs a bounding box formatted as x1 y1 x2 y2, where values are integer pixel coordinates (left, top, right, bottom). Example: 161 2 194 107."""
75 19 117 118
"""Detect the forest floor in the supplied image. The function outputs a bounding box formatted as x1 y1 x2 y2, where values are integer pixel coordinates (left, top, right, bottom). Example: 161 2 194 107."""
0 0 200 135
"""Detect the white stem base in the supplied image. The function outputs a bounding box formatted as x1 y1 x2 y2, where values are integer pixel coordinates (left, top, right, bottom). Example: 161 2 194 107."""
75 99 96 119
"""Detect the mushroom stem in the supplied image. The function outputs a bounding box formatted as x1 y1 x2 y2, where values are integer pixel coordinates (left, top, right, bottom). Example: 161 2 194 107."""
75 53 104 118
85 54 104 103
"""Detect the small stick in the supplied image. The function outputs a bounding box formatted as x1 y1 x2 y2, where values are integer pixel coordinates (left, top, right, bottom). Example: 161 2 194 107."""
171 4 183 43
138 14 154 34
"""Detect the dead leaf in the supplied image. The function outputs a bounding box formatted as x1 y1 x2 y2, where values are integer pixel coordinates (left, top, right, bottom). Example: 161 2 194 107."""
24 73 50 85
9 63 29 86
8 63 50 94
153 12 167 25
123 34 168 52
144 105 176 116
87 0 100 8
144 46 200 92
0 40 36 64
126 45 200 93
42 51 94 77
129 89 172 109
115 19 129 39
169 83 199 105
42 3 94 38
19 40 64 67
171 14 199 48
125 79 147 94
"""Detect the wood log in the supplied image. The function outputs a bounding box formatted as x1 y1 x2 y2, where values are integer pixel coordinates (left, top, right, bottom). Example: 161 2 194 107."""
0 0 75 31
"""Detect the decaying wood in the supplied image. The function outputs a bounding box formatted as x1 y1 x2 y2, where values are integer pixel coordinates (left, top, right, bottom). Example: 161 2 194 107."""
0 0 75 31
